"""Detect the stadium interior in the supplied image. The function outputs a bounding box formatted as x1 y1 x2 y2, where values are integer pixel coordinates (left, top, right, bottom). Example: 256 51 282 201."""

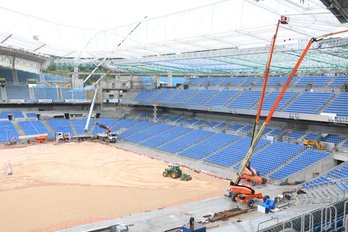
1 0 348 231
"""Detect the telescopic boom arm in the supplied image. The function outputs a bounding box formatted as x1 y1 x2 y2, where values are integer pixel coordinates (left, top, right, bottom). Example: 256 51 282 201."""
232 29 348 186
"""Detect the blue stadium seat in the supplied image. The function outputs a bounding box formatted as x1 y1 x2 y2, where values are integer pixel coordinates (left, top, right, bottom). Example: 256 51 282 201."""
0 121 19 142
140 126 192 148
179 133 239 159
270 149 330 179
246 142 305 175
228 90 261 109
6 86 30 99
284 92 334 114
33 87 58 99
204 137 269 167
123 123 172 143
158 129 214 153
324 92 348 116
204 90 239 107
47 119 75 136
19 121 53 138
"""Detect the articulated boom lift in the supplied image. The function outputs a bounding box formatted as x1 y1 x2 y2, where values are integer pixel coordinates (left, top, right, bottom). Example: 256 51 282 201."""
242 16 288 186
229 28 348 206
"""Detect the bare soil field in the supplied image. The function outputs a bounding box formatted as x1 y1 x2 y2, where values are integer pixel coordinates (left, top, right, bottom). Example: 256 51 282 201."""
0 142 227 232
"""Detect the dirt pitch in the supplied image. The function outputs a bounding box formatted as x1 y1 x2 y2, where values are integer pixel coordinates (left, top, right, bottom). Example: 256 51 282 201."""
0 142 227 232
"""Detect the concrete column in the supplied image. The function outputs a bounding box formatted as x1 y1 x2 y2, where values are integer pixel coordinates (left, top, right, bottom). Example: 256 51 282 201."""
12 57 18 85
168 73 173 87
72 65 79 88
152 75 159 88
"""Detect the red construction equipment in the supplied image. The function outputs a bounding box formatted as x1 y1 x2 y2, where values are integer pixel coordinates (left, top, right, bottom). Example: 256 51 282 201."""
229 28 348 206
96 122 111 133
244 16 289 185
18 134 48 144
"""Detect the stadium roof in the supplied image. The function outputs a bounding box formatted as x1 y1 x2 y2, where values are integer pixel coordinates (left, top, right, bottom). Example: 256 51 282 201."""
1 0 348 74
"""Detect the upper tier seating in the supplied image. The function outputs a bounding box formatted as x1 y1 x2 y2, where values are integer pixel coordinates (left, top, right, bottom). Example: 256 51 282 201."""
0 121 19 142
228 90 261 109
295 76 331 87
61 88 86 100
329 76 348 87
204 90 240 107
19 121 53 138
166 89 199 104
270 149 330 179
253 91 297 111
185 90 217 106
150 89 177 104
47 119 75 136
6 86 30 99
17 70 40 83
284 92 334 114
44 75 67 83
0 69 13 82
323 92 348 116
33 86 58 99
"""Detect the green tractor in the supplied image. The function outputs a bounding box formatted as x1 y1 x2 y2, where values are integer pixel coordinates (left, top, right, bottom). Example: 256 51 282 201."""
163 164 182 179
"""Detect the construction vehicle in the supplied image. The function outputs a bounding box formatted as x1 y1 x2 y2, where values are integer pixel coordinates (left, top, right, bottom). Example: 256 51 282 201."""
95 122 118 143
55 132 72 142
239 16 289 186
163 164 182 179
304 139 324 150
162 164 192 180
17 134 48 144
242 167 267 186
228 23 348 206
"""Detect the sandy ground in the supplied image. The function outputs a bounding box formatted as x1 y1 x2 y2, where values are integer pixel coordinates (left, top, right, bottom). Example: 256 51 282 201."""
0 142 228 232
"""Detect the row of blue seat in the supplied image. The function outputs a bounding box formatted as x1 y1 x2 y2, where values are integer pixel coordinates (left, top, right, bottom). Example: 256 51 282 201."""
187 75 346 87
134 89 346 116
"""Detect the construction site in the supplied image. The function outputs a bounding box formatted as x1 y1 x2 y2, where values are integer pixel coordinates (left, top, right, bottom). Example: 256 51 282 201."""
0 0 348 231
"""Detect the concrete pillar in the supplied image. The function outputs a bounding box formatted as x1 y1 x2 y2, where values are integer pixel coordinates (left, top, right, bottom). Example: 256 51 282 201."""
152 75 159 88
168 73 173 87
12 57 18 85
72 65 79 88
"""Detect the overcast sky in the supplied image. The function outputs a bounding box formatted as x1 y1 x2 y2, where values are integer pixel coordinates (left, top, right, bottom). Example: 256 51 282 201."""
0 0 220 30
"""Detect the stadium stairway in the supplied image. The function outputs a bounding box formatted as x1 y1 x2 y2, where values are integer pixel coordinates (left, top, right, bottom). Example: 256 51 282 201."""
42 120 56 136
200 135 243 162
134 125 176 144
69 120 79 135
12 121 25 136
28 87 35 99
320 93 338 114
266 147 307 178
280 92 300 111
178 132 217 155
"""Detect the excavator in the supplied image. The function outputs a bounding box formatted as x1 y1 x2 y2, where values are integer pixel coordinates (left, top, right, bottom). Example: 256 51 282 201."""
228 22 348 206
95 122 118 143
303 139 324 150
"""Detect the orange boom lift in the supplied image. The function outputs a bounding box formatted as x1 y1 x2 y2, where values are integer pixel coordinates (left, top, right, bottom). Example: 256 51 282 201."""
242 16 289 186
229 29 348 207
